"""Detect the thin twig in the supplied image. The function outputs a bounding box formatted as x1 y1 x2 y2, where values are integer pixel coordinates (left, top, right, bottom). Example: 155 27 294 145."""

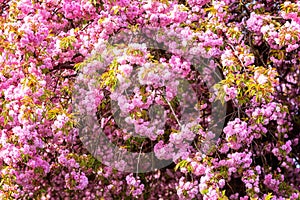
161 94 182 128
226 43 246 71
136 141 145 175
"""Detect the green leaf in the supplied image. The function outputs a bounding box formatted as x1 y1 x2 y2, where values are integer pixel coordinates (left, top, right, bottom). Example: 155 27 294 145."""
200 188 209 195
265 193 273 200
41 68 50 74
175 160 188 171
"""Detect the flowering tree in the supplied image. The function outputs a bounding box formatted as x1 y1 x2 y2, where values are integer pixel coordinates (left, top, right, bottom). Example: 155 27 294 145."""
0 0 300 199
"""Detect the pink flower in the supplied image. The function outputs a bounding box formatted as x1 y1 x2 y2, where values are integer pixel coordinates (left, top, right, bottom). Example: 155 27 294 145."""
218 179 225 188
223 85 237 101
118 64 133 76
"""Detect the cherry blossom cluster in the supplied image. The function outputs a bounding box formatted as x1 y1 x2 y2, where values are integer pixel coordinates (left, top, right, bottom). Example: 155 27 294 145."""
0 0 299 199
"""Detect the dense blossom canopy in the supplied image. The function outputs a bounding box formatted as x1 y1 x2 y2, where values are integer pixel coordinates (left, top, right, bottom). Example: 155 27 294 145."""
0 0 300 199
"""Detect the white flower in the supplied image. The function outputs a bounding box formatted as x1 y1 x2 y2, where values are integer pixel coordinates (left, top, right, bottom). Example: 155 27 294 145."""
254 71 268 84
257 74 268 84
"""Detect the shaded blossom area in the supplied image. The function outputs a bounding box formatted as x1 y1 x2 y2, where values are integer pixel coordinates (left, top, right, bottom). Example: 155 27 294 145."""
0 0 300 199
